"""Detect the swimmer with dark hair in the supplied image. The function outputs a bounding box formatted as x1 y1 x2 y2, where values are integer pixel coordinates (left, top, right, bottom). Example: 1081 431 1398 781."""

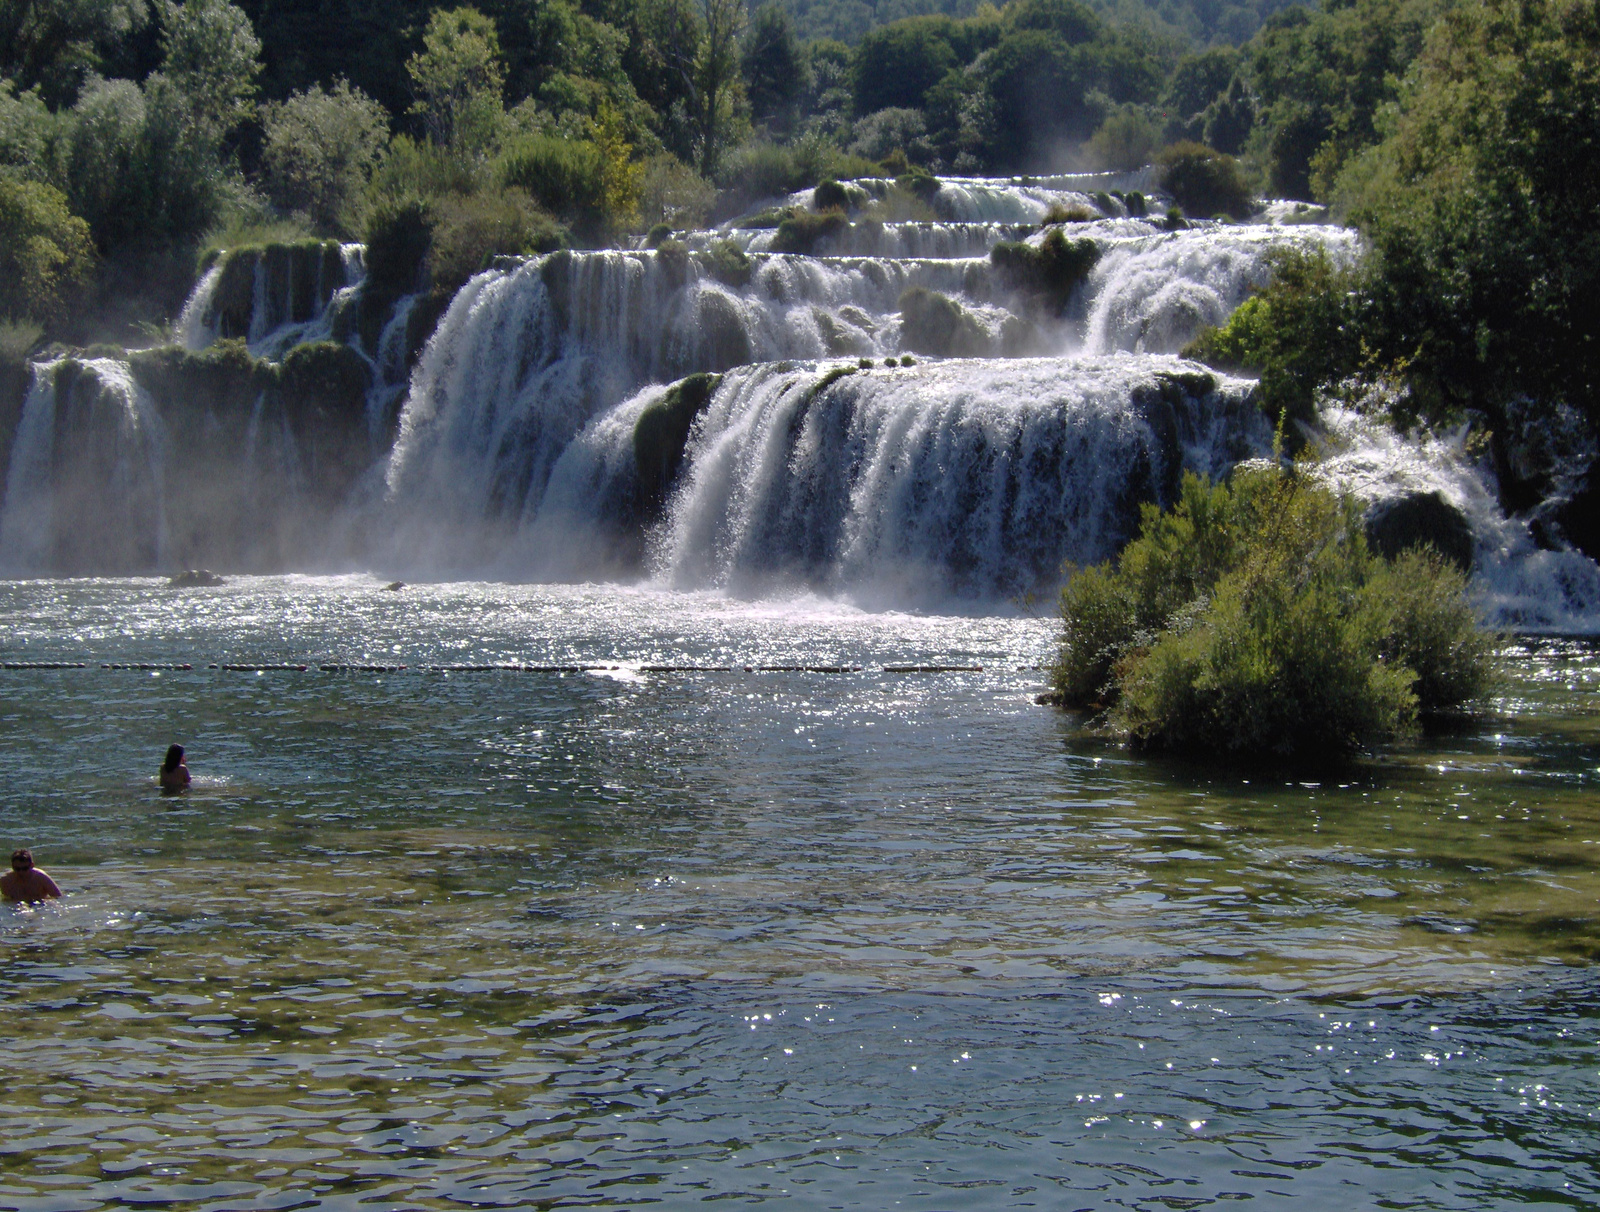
160 744 191 793
2 849 61 902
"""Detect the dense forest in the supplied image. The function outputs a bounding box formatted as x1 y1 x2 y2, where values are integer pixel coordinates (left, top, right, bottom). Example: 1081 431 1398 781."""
1 0 1597 534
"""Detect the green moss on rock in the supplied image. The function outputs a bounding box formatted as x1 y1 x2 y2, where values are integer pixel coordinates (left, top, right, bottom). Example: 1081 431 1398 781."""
700 240 752 288
990 229 1100 314
898 287 990 357
772 210 850 255
634 372 720 515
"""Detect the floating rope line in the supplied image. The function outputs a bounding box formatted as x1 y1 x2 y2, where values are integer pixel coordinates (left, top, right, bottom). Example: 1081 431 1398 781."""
4 660 1001 674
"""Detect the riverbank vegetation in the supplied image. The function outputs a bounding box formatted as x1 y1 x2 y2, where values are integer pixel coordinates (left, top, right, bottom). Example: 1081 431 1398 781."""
1050 464 1500 759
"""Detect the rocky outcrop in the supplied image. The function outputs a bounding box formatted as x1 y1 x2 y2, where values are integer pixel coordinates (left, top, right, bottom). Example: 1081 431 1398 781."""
1363 490 1474 570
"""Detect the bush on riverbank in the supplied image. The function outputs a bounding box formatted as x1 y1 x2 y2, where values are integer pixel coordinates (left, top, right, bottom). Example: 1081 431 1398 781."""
1050 463 1498 760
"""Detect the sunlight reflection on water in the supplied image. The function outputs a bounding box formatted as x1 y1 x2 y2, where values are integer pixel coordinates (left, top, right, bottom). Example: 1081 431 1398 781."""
0 577 1598 1208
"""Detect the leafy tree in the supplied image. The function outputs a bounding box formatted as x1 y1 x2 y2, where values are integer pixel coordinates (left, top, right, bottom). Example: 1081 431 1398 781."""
1245 0 1442 200
1339 0 1600 443
850 17 958 114
1158 140 1253 217
1161 45 1238 141
159 0 260 129
665 0 744 177
407 5 505 154
261 78 388 233
743 3 803 130
0 0 152 107
0 78 55 175
1086 103 1158 170
0 175 95 321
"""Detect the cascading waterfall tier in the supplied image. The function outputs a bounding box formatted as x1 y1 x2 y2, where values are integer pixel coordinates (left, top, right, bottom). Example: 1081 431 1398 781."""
0 359 167 574
647 356 1270 602
5 166 1597 628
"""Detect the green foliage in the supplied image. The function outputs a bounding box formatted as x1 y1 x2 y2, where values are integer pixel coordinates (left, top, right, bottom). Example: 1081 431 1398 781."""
159 0 261 130
261 79 388 235
1086 103 1158 170
497 133 605 233
699 238 751 286
1183 246 1359 426
1157 141 1253 218
0 176 95 322
0 0 152 108
427 186 563 296
1051 465 1499 760
1245 0 1442 200
743 3 804 129
407 6 505 154
811 177 850 210
638 151 714 228
771 206 847 252
989 227 1099 313
1335 0 1600 440
851 16 960 115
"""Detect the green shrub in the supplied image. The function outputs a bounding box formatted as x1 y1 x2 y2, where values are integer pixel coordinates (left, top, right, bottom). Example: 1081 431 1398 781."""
896 167 941 201
0 178 95 324
700 240 752 288
812 179 851 211
360 196 432 348
772 209 849 254
645 223 672 248
990 228 1100 314
1051 465 1498 760
497 134 605 235
1157 142 1254 219
732 206 796 230
427 187 564 297
1183 247 1361 427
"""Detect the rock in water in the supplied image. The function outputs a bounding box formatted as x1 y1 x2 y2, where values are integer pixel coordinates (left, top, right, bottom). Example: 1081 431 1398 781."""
1363 491 1474 571
169 569 225 587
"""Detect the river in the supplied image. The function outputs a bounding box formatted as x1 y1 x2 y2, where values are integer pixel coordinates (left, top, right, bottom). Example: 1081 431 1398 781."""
1 576 1596 1208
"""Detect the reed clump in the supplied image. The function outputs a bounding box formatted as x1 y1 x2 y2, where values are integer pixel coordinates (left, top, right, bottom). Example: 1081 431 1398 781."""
1050 463 1499 760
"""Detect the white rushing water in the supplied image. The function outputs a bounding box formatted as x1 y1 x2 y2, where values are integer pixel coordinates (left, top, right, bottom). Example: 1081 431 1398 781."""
9 171 1600 628
0 358 167 574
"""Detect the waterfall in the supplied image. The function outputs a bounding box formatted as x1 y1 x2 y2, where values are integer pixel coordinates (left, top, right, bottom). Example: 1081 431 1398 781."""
10 169 1600 627
0 359 167 574
1083 225 1362 355
649 356 1269 603
177 242 366 359
1316 407 1600 632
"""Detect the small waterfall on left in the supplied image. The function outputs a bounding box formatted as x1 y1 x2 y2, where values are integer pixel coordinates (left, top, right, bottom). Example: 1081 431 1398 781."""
0 359 167 574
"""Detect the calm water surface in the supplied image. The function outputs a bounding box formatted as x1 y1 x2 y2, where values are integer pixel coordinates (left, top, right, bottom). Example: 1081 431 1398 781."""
2 577 1598 1210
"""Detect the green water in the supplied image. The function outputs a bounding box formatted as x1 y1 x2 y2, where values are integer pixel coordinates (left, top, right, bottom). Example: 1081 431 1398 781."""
1 578 1597 1209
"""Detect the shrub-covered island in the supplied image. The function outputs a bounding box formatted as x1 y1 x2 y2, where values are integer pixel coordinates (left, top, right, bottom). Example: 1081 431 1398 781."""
1049 463 1500 761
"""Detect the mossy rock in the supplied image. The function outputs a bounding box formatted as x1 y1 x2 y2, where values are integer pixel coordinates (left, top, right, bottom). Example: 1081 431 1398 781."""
897 287 989 357
695 291 753 371
897 169 941 201
812 179 851 212
360 199 432 350
990 229 1100 314
538 249 574 332
645 223 673 248
129 340 275 430
634 372 721 516
732 206 796 230
813 308 868 355
1363 491 1474 572
699 240 752 289
655 239 692 289
772 210 849 255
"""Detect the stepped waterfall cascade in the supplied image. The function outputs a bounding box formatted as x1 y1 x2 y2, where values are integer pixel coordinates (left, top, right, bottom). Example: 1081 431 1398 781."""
4 173 1599 625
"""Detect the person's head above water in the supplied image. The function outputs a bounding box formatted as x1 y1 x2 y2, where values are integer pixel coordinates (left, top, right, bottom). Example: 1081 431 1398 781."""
12 848 33 872
163 744 185 772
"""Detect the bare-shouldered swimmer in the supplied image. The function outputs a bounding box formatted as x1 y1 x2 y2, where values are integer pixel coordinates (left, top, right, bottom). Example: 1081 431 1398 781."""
2 849 61 903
